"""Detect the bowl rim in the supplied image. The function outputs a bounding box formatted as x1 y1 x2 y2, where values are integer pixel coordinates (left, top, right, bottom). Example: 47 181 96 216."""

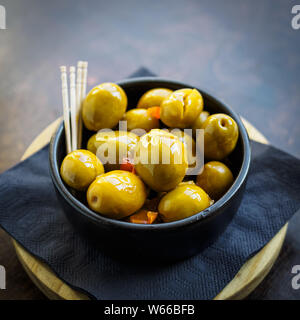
49 77 251 231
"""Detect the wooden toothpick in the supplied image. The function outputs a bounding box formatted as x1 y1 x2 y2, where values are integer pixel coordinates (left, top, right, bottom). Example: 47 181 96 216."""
60 66 72 154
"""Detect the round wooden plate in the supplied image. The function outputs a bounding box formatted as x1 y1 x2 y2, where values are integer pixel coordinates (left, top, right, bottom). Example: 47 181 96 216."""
12 118 287 300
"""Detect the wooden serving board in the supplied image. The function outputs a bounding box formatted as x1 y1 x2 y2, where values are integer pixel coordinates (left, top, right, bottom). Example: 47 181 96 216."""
12 118 287 300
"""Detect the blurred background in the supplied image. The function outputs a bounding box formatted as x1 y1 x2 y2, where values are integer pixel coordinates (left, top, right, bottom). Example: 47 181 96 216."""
0 0 299 173
0 0 299 299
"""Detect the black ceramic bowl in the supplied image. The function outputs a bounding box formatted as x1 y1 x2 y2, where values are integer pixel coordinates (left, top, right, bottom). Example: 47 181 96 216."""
49 77 251 262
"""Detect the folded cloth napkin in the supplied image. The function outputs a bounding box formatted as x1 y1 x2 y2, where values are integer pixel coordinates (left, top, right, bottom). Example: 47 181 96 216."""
0 68 299 300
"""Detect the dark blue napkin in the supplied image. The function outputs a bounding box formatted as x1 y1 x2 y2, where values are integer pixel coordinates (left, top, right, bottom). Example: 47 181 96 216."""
0 68 299 300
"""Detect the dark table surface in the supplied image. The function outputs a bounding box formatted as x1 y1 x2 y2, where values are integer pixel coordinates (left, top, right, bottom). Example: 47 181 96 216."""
0 0 299 300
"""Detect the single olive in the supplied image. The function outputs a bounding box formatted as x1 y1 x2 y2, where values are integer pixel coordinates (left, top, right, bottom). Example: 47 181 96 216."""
122 108 160 132
134 129 188 192
87 131 139 171
87 170 147 219
60 150 104 191
202 113 239 160
192 111 210 131
196 161 234 200
137 88 173 109
160 88 203 128
82 83 127 131
158 184 213 222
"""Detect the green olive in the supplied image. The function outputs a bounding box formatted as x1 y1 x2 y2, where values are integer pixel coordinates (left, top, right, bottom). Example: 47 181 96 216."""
60 150 104 191
134 129 188 192
160 88 203 128
82 83 127 131
122 108 160 132
87 131 139 171
196 161 234 200
87 170 147 219
158 184 212 222
202 114 239 160
137 88 173 109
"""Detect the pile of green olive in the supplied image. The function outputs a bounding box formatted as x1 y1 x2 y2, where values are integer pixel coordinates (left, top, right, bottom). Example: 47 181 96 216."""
60 83 239 224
